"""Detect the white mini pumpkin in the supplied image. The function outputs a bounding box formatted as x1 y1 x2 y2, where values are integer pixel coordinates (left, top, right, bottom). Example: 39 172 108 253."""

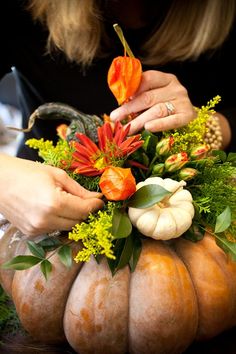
128 177 194 240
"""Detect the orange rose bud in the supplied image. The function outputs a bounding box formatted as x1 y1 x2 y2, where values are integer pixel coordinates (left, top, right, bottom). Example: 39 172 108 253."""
190 144 209 160
156 136 174 156
179 167 198 181
164 152 189 172
107 56 142 105
99 166 136 201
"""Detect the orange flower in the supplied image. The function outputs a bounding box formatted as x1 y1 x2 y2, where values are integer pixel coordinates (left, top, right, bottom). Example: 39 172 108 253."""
99 166 136 201
108 56 142 105
70 121 143 176
57 124 68 140
164 152 189 172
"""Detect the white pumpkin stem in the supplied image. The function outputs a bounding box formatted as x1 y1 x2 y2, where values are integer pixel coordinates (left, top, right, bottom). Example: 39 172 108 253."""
161 181 186 206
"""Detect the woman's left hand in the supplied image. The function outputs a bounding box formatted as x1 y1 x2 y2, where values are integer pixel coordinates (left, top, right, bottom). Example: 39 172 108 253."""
109 70 196 134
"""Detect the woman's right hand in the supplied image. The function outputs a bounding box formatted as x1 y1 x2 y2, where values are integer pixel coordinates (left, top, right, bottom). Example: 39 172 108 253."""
0 154 104 236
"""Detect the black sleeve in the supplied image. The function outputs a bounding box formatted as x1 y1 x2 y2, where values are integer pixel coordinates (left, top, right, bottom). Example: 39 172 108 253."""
0 0 28 79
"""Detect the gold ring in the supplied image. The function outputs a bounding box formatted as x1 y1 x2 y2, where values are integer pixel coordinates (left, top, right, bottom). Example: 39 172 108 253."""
165 101 175 116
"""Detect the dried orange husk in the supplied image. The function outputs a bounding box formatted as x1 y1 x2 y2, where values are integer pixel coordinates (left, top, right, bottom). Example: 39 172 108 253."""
99 166 136 201
107 56 142 105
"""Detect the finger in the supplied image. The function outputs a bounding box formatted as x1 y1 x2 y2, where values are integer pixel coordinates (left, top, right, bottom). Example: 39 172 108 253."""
144 113 192 133
36 216 81 234
19 194 104 235
47 215 86 231
134 70 174 96
56 191 104 220
23 216 83 235
110 86 176 122
55 170 103 199
127 102 174 135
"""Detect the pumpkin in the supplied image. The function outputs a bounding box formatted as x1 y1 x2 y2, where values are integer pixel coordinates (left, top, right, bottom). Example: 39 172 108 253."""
128 177 194 240
1 221 236 354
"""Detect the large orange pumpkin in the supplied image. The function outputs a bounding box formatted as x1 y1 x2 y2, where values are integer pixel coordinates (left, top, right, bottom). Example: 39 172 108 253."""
1 220 236 354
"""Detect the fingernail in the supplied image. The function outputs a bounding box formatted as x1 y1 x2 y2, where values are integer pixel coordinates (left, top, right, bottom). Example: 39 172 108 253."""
88 191 103 199
110 110 119 121
93 192 103 198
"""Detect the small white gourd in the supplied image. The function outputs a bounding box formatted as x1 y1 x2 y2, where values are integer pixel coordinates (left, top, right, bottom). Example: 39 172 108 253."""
128 177 194 240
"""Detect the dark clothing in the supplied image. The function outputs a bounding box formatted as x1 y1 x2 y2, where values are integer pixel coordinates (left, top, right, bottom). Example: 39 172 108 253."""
1 0 236 160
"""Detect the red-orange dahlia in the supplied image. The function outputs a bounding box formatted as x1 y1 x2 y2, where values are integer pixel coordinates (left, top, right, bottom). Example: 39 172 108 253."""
69 121 143 176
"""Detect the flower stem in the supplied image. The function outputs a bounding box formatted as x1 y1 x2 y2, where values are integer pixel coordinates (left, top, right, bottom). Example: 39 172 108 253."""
147 154 159 176
113 23 135 58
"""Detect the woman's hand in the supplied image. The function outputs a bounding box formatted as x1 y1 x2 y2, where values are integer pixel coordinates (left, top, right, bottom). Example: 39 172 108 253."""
110 70 196 134
0 154 104 236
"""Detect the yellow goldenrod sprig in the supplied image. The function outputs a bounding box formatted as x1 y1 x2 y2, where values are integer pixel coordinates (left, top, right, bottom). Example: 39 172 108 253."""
164 95 221 153
69 202 117 263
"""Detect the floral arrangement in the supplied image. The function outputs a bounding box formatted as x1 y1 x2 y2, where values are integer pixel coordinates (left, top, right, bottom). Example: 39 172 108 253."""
2 25 236 279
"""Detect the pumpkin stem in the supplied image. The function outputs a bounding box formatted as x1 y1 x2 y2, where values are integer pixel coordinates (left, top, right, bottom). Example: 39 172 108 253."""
160 182 186 205
113 23 135 58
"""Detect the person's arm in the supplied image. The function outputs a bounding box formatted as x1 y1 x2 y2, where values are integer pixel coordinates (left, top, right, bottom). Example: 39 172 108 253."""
215 113 232 150
218 107 236 152
0 153 104 236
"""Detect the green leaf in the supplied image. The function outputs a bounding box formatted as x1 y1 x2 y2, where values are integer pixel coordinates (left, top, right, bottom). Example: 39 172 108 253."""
115 235 134 273
1 255 42 270
183 223 205 242
212 149 227 162
128 184 170 208
107 239 124 275
129 230 142 272
227 152 236 165
112 209 132 239
58 245 72 268
215 206 231 233
37 237 62 252
141 130 159 155
27 240 45 258
215 234 236 261
107 233 141 275
94 254 103 264
40 259 52 281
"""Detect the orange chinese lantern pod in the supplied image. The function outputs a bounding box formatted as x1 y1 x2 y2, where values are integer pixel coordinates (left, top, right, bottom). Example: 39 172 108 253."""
99 166 136 201
107 56 142 105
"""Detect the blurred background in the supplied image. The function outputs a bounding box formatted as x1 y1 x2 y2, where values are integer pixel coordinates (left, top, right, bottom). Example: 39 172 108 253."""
0 72 22 156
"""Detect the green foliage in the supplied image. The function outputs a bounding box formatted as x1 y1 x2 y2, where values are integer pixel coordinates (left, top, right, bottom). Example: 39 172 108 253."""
68 173 100 191
128 184 171 208
26 138 73 168
215 206 232 233
57 244 73 268
0 286 22 338
112 208 132 239
108 230 142 275
1 236 73 281
189 159 236 237
215 233 236 261
193 197 211 214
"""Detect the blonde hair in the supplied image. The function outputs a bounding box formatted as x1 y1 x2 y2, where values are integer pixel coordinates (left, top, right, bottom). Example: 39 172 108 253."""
28 0 236 66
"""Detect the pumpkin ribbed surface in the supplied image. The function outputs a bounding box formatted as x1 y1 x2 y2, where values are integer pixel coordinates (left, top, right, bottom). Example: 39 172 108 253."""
1 225 236 354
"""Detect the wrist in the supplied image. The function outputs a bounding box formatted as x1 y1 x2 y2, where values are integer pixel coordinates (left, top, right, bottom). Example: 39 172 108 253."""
216 113 232 149
204 113 231 150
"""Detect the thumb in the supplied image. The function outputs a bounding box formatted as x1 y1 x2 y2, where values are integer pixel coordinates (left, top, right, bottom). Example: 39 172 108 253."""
57 170 103 199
